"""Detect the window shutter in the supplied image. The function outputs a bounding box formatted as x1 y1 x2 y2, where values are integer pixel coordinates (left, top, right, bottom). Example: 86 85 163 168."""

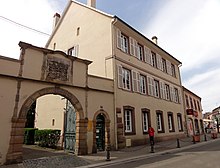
147 76 154 96
178 88 182 104
118 65 123 88
137 73 140 93
129 37 135 56
134 40 138 58
170 86 174 102
144 46 152 65
117 29 122 49
166 60 172 75
159 81 165 99
132 70 137 92
156 54 162 70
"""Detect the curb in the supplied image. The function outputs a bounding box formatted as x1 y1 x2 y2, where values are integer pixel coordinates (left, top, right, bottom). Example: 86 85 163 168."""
76 138 220 168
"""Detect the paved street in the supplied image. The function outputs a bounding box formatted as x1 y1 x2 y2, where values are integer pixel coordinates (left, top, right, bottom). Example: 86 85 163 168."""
89 138 220 168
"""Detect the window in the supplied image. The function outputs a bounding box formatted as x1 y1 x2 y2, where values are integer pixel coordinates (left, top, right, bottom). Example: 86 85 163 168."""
117 29 129 53
151 52 157 68
142 109 150 133
137 43 144 61
154 80 160 98
165 84 170 100
156 111 164 133
162 58 167 73
194 99 197 110
185 95 189 107
68 45 79 57
77 27 80 36
118 65 131 91
52 119 55 126
197 100 201 111
177 113 183 131
140 75 146 94
147 76 155 96
174 88 180 103
168 112 175 132
171 64 176 77
190 97 193 109
124 106 136 135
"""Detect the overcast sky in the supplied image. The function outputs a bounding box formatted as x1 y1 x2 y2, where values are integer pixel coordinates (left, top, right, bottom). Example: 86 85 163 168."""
0 0 220 112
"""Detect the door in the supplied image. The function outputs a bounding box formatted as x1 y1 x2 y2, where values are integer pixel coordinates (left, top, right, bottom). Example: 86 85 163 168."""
96 114 105 151
64 101 76 152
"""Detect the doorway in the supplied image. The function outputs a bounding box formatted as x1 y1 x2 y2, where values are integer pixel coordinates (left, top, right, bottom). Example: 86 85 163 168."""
96 114 105 151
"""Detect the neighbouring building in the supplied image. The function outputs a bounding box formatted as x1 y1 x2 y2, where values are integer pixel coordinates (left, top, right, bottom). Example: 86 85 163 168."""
182 86 204 136
45 0 185 149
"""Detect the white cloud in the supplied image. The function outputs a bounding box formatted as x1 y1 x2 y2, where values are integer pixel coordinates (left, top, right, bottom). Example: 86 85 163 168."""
143 0 220 112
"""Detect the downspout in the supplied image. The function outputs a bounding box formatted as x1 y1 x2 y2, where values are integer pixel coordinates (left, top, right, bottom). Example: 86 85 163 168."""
111 17 118 150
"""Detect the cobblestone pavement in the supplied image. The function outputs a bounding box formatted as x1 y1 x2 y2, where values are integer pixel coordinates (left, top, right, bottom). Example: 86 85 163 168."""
0 133 218 168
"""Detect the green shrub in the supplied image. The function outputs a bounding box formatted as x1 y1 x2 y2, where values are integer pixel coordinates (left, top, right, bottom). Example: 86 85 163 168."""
35 129 61 148
24 128 38 145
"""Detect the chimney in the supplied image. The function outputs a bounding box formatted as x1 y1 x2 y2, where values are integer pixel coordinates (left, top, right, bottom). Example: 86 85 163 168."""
87 0 96 8
53 13 60 30
152 36 158 45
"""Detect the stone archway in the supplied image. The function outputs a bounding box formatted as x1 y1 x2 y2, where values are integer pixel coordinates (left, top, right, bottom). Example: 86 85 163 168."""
6 87 88 164
92 109 110 153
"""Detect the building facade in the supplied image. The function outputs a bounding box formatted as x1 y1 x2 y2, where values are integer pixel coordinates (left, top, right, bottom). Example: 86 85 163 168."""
182 86 204 136
46 0 185 148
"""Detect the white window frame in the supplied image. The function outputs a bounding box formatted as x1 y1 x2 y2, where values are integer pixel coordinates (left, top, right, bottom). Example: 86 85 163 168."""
140 75 146 94
177 114 182 131
121 33 129 53
165 84 170 100
157 113 162 132
162 58 167 73
68 45 79 57
125 109 132 133
147 76 155 96
174 88 179 103
151 52 157 68
154 80 160 98
171 63 176 77
142 112 149 132
137 43 144 61
168 114 173 131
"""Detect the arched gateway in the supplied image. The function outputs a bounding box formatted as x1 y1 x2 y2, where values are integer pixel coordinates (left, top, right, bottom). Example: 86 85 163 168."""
0 42 114 165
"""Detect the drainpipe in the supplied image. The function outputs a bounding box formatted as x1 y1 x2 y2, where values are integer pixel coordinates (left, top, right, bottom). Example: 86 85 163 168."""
112 18 118 150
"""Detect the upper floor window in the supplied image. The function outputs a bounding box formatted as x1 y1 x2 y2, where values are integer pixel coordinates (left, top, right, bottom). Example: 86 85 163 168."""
118 65 131 91
194 99 197 110
174 88 180 103
185 95 189 107
197 100 201 111
165 84 170 100
137 43 144 61
140 75 146 94
151 52 157 68
162 58 167 73
154 80 160 98
68 45 79 57
117 29 129 53
171 63 176 77
190 97 193 109
77 27 80 36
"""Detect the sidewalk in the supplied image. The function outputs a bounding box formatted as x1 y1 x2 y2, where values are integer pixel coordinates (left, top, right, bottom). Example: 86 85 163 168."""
0 133 218 168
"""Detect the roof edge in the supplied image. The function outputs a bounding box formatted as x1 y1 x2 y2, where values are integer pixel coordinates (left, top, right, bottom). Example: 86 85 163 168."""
113 16 182 65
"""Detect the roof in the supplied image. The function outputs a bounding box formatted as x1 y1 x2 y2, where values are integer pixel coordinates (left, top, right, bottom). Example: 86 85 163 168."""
19 41 92 65
46 0 182 65
182 86 201 100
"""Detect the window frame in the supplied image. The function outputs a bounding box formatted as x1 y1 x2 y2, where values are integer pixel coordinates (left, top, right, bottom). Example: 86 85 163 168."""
185 94 190 108
140 74 147 94
171 63 176 77
177 113 183 132
122 68 131 91
165 84 171 101
137 43 144 61
154 79 160 98
174 88 180 103
156 110 164 133
121 33 129 53
124 106 136 135
167 112 175 132
142 108 150 134
162 58 167 73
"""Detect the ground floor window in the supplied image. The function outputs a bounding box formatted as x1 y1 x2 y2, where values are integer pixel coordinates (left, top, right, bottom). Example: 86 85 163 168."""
142 109 150 133
156 111 164 133
168 112 175 132
124 106 136 135
177 113 183 131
